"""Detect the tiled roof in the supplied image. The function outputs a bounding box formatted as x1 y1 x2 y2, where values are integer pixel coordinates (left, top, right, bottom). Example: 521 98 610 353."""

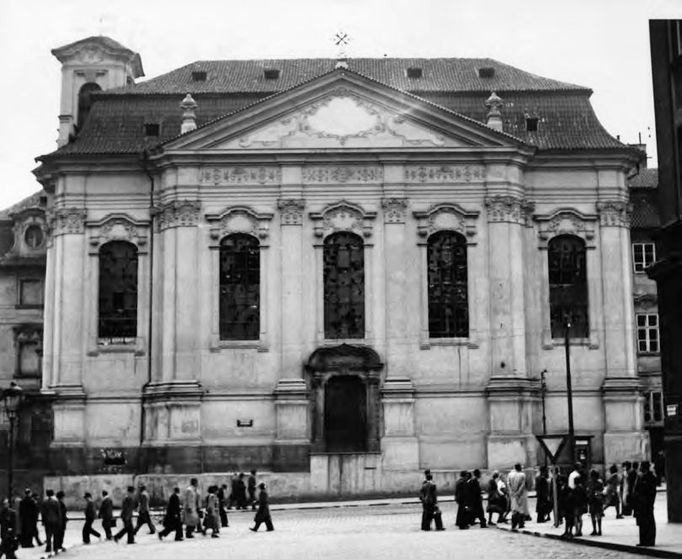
0 191 46 221
630 187 660 229
39 58 626 159
107 58 587 95
628 168 658 188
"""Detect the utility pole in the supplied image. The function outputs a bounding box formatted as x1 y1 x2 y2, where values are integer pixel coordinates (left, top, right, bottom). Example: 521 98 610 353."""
564 319 576 464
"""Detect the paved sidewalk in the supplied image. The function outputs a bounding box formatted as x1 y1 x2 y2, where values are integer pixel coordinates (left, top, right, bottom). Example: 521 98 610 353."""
495 492 682 558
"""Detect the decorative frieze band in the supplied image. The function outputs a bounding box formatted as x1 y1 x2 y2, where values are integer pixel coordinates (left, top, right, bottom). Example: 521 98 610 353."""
404 165 486 183
597 201 631 227
278 199 305 226
154 200 201 231
200 166 281 186
381 198 408 224
302 166 383 184
484 196 534 225
50 208 87 236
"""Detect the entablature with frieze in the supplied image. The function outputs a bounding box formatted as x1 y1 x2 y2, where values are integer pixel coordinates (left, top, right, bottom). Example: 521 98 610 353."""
199 166 281 186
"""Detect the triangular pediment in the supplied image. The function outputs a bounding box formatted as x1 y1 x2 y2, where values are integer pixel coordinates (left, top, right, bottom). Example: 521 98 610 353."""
165 70 525 152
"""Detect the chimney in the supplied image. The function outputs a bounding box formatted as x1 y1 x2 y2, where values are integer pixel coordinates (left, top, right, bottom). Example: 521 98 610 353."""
180 93 198 134
485 91 504 132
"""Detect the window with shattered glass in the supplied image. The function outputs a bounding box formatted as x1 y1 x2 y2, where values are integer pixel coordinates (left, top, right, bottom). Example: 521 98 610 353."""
323 232 365 339
219 234 260 340
427 231 469 338
98 241 138 340
548 235 589 338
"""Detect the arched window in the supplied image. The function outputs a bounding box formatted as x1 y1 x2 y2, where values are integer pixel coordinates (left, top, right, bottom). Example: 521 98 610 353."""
77 82 102 130
98 241 138 339
548 235 589 338
427 231 468 338
323 232 365 339
219 234 260 340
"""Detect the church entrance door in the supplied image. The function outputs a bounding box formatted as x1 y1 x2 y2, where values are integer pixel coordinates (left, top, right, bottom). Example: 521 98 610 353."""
324 375 367 452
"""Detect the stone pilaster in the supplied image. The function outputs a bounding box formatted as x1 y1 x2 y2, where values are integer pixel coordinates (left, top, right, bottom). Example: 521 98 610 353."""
382 197 409 376
597 201 646 464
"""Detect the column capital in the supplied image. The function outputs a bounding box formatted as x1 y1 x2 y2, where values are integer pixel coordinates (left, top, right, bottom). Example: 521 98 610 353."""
154 199 201 231
49 207 87 236
381 197 408 224
278 198 305 226
597 200 632 227
484 195 534 225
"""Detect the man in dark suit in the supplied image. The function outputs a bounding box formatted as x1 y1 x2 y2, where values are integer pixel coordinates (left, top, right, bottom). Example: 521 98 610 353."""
249 483 274 532
133 485 155 535
54 491 68 552
247 471 257 511
18 489 41 548
82 492 101 544
421 473 444 531
98 490 114 540
41 490 60 553
158 487 183 541
633 461 657 547
114 486 136 544
467 469 487 528
0 498 18 559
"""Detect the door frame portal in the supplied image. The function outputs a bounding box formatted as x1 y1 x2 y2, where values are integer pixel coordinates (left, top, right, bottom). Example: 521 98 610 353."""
306 344 383 453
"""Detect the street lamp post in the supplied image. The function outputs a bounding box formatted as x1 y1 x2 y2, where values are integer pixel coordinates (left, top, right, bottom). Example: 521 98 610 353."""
540 369 548 466
2 381 24 499
564 320 576 465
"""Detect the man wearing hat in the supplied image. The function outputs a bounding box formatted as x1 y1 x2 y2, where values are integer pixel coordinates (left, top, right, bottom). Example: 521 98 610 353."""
249 482 274 532
18 489 41 548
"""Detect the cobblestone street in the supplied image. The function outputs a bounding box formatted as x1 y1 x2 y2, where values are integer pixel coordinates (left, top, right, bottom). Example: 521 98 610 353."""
20 502 650 559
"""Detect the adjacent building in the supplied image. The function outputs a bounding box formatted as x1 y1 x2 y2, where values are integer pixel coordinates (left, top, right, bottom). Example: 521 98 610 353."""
0 35 651 497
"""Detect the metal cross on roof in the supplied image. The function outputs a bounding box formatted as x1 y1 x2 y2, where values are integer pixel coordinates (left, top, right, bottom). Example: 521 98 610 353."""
333 31 351 61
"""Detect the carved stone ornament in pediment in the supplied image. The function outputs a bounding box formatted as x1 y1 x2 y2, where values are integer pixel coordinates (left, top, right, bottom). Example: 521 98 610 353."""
597 200 632 228
50 208 87 236
219 91 458 149
205 206 274 246
310 201 377 239
86 214 150 254
484 196 535 225
381 198 408 224
154 200 201 231
278 199 305 226
413 203 480 243
534 208 598 249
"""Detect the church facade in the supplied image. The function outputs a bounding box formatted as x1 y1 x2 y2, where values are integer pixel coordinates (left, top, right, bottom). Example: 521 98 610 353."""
30 36 645 496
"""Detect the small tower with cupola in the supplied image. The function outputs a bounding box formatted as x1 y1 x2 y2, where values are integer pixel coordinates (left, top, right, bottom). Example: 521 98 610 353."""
51 36 144 146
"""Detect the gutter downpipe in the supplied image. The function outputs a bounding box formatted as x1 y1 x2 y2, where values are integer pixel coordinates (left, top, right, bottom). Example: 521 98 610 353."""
140 149 155 471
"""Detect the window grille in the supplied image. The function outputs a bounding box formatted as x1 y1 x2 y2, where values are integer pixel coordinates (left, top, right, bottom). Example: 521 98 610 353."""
219 234 260 340
98 241 138 340
637 313 660 353
323 232 365 339
427 231 469 338
632 242 656 272
548 235 589 338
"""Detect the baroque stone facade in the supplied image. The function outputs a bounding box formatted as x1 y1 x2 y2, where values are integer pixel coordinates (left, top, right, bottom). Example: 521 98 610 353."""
23 36 649 499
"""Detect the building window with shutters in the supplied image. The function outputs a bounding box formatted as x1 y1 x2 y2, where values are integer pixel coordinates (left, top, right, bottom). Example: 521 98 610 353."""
637 313 660 353
98 241 138 342
632 242 656 273
323 232 365 339
219 233 260 340
548 235 589 339
427 231 469 338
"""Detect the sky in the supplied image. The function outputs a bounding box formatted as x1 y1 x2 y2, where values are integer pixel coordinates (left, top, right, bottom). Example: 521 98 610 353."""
0 0 680 209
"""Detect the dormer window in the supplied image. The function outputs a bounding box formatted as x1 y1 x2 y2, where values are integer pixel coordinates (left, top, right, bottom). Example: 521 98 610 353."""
406 67 423 79
144 123 160 137
191 71 207 82
264 69 280 80
478 67 495 78
525 117 539 132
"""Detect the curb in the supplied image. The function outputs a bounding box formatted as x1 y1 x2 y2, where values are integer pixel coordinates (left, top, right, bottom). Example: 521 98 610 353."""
496 524 682 558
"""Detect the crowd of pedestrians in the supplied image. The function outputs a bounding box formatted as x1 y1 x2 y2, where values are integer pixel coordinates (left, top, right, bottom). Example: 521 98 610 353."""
0 470 273 557
418 458 662 548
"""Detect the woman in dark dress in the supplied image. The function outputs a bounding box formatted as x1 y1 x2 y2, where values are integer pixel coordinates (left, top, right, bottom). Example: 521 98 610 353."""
587 469 604 536
250 483 274 532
